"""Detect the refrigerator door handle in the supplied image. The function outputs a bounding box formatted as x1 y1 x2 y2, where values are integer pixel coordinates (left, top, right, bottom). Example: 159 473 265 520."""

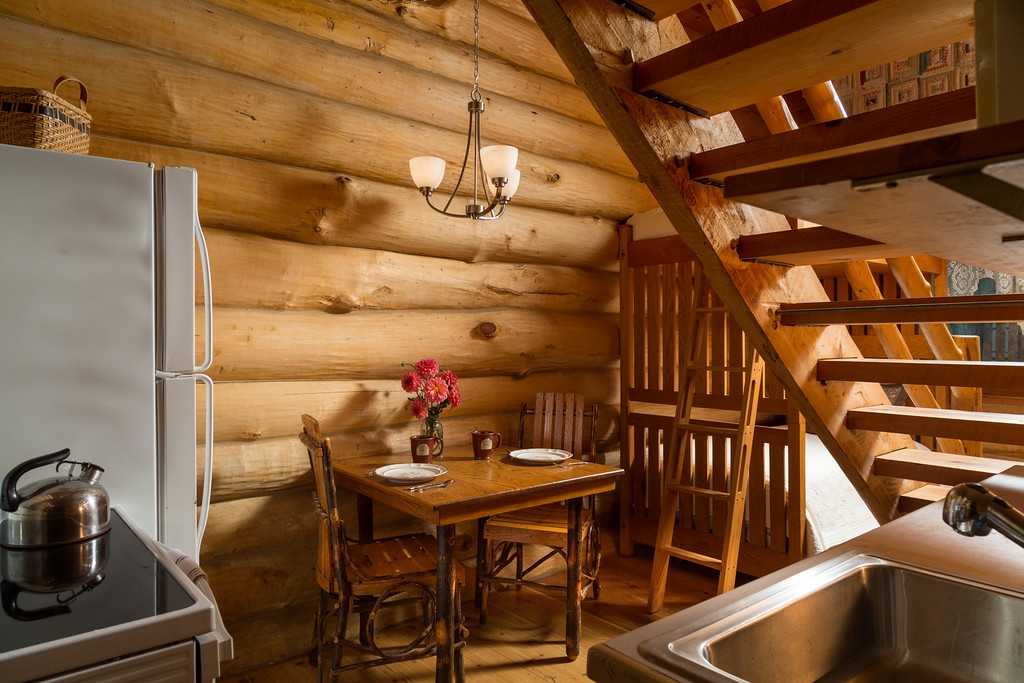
194 372 214 562
193 177 213 374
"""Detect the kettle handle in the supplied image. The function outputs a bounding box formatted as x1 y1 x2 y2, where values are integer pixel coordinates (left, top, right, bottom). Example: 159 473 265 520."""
1 448 71 512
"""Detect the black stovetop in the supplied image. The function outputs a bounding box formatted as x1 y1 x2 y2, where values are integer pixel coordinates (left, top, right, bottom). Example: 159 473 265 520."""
0 509 195 654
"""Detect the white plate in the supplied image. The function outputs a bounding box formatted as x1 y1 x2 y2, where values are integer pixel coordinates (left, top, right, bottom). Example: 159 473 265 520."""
509 448 573 465
374 463 448 484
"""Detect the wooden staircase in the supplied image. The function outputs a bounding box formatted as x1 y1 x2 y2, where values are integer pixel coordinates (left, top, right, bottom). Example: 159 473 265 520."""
522 0 1024 525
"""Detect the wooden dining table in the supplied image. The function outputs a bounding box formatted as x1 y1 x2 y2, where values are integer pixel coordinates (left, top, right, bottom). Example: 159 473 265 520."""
332 445 622 683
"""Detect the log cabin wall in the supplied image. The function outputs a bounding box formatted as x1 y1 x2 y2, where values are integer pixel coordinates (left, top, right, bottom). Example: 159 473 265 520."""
0 0 657 674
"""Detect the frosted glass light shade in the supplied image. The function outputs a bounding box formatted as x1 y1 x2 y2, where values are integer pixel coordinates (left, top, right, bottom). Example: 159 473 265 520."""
500 169 520 199
480 145 518 181
410 156 446 190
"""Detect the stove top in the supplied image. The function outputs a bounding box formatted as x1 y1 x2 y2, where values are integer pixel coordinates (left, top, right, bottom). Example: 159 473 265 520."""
0 508 214 681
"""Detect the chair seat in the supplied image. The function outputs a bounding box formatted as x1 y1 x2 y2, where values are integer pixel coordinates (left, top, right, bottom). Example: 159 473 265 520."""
345 532 465 594
483 504 594 548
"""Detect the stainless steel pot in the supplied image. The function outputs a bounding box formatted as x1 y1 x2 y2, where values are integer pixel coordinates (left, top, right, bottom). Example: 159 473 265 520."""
0 449 110 548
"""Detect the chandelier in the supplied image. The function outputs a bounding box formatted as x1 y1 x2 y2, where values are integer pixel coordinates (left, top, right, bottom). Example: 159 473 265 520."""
408 0 520 220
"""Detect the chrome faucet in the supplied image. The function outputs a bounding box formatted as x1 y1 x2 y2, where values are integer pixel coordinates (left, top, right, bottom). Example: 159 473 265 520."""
943 482 1024 549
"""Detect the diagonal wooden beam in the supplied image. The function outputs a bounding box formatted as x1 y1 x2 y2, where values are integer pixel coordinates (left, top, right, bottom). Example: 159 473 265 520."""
521 0 913 521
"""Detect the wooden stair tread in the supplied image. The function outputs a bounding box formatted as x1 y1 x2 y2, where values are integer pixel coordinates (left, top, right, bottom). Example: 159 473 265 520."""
848 405 1024 445
725 118 1024 276
736 226 917 267
898 484 950 513
874 448 1019 485
633 0 973 117
777 294 1024 326
818 358 1024 396
690 88 977 183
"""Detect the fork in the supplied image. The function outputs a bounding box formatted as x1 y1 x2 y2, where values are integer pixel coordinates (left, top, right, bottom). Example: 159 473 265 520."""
406 478 455 492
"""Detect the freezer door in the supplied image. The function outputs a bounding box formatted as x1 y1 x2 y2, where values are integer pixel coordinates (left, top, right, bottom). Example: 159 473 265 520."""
0 144 158 538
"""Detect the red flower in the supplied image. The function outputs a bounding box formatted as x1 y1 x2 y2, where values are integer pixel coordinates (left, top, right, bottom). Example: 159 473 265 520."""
401 370 422 393
401 358 461 420
423 377 449 403
414 358 439 378
409 396 429 420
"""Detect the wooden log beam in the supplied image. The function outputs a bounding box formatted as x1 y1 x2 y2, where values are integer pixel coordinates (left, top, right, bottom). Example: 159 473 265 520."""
205 307 619 381
92 139 622 271
202 370 619 442
203 228 618 314
634 0 974 116
523 0 913 521
0 15 654 219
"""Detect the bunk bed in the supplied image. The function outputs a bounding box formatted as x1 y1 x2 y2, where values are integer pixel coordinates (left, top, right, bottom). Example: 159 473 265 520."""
618 209 877 578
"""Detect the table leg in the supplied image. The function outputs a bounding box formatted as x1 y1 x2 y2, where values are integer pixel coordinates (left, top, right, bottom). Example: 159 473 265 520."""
566 496 583 660
356 494 374 644
356 494 373 541
436 523 457 682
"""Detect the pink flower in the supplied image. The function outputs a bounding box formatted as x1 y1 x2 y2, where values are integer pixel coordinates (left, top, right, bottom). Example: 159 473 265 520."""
440 369 459 391
401 371 422 393
448 386 462 409
409 397 429 420
414 358 439 378
423 377 449 403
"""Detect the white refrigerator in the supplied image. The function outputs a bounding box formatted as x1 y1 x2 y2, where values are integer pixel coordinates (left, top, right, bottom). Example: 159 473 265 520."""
0 142 214 562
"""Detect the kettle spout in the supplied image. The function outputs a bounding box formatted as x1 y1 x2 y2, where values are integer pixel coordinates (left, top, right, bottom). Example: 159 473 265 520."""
79 464 105 485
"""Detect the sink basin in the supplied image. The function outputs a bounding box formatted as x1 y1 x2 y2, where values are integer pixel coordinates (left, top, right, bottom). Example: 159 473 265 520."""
639 553 1024 682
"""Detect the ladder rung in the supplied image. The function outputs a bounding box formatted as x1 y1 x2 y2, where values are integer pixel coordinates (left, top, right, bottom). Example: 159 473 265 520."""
677 421 737 437
661 545 724 569
668 483 730 499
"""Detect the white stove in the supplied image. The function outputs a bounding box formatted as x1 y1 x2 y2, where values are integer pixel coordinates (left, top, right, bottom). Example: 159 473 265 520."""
0 509 230 682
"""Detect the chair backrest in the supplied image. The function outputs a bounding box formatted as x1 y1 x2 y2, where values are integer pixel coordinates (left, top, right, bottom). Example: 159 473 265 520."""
300 414 346 594
518 393 598 461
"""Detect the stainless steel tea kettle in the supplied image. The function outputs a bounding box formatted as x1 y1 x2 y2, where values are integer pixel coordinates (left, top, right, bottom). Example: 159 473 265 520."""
0 449 110 548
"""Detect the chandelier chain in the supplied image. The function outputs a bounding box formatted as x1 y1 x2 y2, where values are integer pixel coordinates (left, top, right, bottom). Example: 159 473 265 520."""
471 0 481 102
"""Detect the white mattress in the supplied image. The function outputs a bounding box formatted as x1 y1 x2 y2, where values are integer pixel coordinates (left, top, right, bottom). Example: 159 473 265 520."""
627 208 677 240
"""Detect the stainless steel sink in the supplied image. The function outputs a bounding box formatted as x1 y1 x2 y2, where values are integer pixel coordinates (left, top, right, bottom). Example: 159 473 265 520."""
638 553 1024 682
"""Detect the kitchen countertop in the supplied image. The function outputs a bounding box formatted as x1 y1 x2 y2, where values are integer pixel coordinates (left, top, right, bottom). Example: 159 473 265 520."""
587 465 1024 683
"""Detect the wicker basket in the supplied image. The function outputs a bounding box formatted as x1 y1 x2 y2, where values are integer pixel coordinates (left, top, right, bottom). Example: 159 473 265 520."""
0 76 91 154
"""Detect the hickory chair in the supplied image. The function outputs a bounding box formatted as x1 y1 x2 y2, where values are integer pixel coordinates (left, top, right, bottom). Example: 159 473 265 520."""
476 393 601 632
300 414 466 682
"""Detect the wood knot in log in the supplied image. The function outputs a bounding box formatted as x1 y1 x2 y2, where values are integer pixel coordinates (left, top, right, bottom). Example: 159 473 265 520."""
474 321 497 337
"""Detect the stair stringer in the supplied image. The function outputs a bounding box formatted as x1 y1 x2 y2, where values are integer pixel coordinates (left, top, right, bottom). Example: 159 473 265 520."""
522 0 915 521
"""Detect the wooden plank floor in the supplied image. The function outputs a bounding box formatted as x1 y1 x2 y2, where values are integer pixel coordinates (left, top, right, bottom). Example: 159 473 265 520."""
220 547 723 682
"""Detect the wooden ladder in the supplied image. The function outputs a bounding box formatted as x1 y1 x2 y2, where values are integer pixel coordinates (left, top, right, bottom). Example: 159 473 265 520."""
647 273 766 611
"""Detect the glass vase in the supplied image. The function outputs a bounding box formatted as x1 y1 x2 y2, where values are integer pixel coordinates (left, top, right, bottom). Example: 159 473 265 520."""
420 415 444 455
